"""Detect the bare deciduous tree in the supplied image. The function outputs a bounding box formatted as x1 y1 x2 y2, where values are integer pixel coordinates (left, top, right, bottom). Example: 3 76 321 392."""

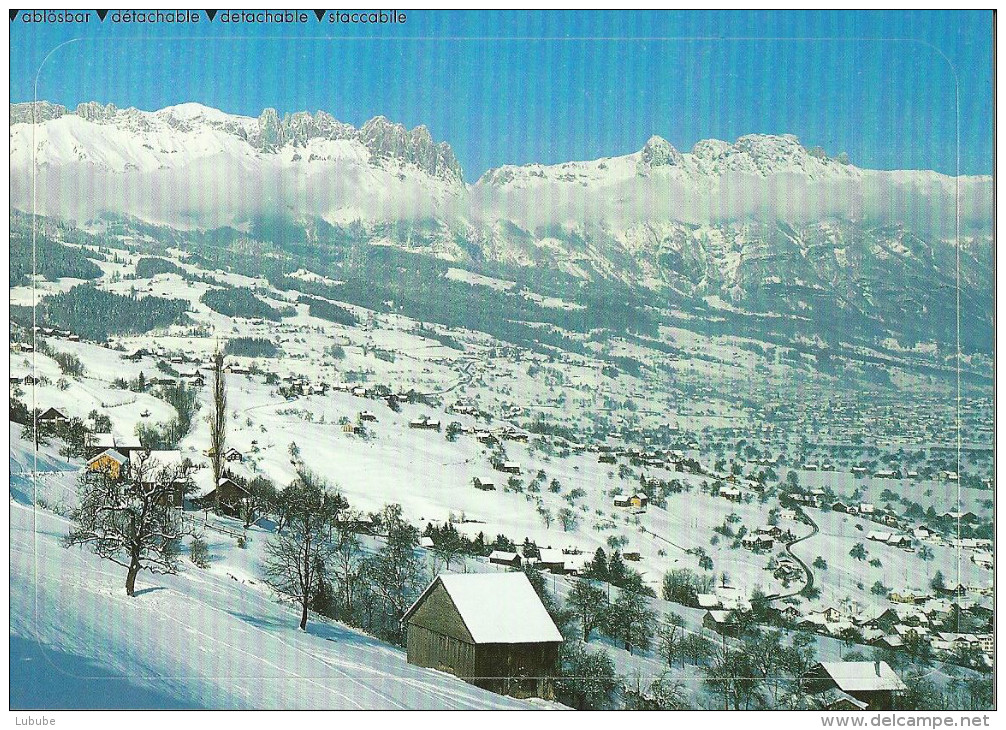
262 470 347 630
65 452 193 596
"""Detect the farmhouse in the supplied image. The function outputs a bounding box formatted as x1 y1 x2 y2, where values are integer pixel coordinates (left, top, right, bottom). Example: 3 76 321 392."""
535 549 566 574
718 486 742 502
130 450 188 505
38 407 68 425
201 477 250 513
409 417 442 432
501 462 521 475
488 551 522 568
703 610 739 637
741 535 774 550
402 573 562 698
803 661 907 710
473 477 496 491
86 449 129 479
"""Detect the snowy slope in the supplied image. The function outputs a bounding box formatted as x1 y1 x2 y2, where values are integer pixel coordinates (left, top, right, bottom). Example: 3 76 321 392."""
9 436 548 710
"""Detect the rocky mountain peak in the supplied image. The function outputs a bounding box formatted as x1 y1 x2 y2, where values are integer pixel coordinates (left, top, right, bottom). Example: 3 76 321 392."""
10 101 67 125
359 115 463 184
639 135 683 169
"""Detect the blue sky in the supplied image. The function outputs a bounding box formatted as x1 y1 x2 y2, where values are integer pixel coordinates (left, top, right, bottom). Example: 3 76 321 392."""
9 10 993 180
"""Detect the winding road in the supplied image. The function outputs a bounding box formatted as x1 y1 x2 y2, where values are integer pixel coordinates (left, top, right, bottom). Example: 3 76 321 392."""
768 511 820 602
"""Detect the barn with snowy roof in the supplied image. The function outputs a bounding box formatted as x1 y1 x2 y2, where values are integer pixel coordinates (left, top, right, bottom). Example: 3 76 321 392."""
402 572 562 699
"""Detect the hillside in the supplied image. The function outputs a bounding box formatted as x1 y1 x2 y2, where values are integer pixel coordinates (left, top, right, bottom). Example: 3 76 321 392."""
9 433 547 710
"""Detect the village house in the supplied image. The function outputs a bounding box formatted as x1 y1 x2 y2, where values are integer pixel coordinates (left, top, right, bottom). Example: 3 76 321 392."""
130 450 188 505
535 549 566 574
85 449 129 480
488 551 522 568
718 486 742 502
201 477 250 514
402 573 563 699
38 407 69 426
703 609 739 637
472 477 496 491
742 535 774 551
476 430 498 445
803 661 907 710
409 417 442 432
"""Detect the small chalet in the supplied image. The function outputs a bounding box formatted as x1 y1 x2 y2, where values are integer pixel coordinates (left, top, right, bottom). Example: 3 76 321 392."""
501 462 521 475
224 447 244 462
359 411 378 423
472 477 496 491
803 661 907 710
742 535 774 550
38 407 68 425
86 449 129 479
535 549 567 573
703 610 739 637
488 551 522 568
719 486 742 502
201 477 250 513
475 431 498 445
402 572 563 698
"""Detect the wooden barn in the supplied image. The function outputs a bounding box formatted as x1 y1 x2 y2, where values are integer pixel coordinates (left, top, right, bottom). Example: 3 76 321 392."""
200 477 250 514
402 572 563 699
803 661 907 710
488 550 522 568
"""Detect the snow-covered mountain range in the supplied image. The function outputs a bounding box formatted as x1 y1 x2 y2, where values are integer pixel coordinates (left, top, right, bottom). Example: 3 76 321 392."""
10 101 993 351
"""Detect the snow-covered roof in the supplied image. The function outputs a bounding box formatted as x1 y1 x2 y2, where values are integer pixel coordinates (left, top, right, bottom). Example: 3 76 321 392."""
92 433 115 449
114 434 142 449
488 550 520 562
817 661 907 692
536 549 565 565
697 593 722 608
86 448 127 466
130 450 184 469
405 572 562 645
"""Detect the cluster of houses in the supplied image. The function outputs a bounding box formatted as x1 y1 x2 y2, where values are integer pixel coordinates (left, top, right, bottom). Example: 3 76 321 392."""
32 325 80 342
486 547 591 576
780 597 992 669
